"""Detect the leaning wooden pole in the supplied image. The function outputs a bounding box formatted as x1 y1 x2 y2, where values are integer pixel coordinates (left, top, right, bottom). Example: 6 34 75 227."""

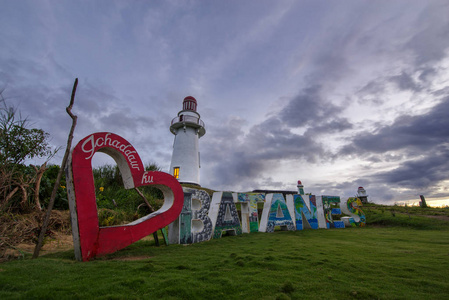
134 187 160 246
33 78 78 258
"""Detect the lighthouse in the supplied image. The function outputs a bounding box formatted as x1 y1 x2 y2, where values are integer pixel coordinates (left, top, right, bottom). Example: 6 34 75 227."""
169 96 206 186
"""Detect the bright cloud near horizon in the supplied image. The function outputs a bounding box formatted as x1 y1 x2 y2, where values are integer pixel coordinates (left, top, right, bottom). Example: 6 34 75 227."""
1 1 448 205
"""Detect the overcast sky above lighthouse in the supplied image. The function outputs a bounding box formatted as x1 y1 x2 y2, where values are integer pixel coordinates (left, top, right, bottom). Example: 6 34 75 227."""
1 1 449 204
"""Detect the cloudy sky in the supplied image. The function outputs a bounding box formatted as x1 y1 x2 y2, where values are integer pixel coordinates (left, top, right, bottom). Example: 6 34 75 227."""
1 0 449 204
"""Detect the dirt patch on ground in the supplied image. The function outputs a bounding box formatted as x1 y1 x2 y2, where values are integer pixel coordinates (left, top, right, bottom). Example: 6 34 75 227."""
2 233 74 259
1 210 72 262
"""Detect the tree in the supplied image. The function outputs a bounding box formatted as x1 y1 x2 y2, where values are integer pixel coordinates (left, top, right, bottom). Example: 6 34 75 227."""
0 92 51 166
0 90 53 212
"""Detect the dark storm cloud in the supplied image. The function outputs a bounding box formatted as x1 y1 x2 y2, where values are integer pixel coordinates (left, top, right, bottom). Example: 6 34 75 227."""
340 97 449 156
310 178 378 199
279 85 343 128
199 1 449 196
389 72 421 92
334 96 449 202
366 154 404 163
357 72 423 105
99 111 154 133
418 67 437 83
202 112 330 190
405 1 449 65
244 117 327 162
356 79 387 105
0 65 161 161
199 6 363 190
340 145 449 203
433 86 449 97
205 151 271 190
306 118 353 135
373 146 449 189
311 179 398 203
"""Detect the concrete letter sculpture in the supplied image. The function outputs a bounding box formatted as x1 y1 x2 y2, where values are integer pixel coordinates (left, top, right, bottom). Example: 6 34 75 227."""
190 189 213 243
236 193 265 233
322 196 345 229
67 132 184 261
341 197 366 227
168 188 213 244
259 193 295 232
293 194 319 230
209 192 242 238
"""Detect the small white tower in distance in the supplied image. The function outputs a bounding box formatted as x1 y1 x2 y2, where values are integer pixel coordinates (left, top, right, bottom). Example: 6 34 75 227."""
169 96 206 186
297 180 304 195
357 186 368 204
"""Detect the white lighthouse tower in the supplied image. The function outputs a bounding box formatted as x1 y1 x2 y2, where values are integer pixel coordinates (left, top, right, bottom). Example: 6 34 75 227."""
169 96 206 186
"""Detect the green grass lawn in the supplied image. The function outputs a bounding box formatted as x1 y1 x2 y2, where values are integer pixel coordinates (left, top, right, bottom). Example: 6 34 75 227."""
1 223 449 299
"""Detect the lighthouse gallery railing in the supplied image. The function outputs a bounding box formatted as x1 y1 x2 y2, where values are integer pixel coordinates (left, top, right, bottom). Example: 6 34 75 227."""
171 115 205 128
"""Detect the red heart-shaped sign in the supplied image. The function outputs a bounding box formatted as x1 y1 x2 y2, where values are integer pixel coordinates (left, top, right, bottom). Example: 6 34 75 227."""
67 132 183 261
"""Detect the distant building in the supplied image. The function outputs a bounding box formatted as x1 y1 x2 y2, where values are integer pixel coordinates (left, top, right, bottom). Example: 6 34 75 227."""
297 180 304 195
251 189 299 198
169 96 206 186
357 187 368 204
253 180 305 197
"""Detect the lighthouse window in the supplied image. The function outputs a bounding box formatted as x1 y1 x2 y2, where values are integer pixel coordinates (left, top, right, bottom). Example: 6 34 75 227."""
173 167 180 179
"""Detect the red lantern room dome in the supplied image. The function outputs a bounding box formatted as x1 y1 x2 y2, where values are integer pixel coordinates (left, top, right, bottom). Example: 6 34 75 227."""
297 180 302 185
183 96 197 112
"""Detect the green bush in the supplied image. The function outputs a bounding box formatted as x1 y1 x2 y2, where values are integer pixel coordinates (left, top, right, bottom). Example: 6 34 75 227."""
93 163 165 223
97 208 138 226
39 165 68 210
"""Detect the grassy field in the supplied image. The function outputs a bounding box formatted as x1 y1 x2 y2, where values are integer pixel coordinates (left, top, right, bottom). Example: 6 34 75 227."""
1 205 449 299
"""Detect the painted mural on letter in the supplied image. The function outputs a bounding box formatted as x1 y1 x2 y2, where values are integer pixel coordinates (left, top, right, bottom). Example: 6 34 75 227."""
322 196 345 229
212 192 242 238
188 188 213 243
168 188 213 244
264 193 295 232
294 194 319 230
179 193 193 244
343 197 366 227
237 193 265 233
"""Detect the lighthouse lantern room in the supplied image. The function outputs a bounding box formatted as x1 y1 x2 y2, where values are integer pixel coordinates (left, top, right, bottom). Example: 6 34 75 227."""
169 96 206 186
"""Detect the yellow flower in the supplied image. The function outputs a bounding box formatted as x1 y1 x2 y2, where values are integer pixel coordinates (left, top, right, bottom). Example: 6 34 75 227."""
99 187 104 192
60 185 66 189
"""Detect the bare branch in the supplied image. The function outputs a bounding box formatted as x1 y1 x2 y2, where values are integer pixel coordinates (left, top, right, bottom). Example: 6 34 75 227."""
134 187 155 213
33 78 78 259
